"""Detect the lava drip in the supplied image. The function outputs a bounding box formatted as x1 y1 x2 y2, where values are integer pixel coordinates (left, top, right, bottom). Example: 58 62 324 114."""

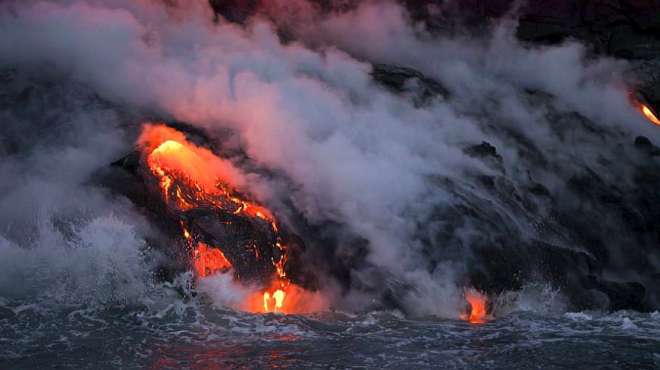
138 123 321 314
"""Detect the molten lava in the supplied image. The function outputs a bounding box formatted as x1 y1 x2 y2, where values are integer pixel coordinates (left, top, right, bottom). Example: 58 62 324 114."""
461 289 488 324
263 289 285 312
640 103 660 126
246 280 322 314
194 242 232 277
629 92 660 127
139 123 320 314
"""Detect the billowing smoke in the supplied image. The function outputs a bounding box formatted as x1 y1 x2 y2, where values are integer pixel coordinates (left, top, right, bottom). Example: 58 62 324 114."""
0 0 657 317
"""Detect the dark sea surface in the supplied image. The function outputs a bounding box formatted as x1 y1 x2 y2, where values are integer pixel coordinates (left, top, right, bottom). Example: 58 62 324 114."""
2 294 659 370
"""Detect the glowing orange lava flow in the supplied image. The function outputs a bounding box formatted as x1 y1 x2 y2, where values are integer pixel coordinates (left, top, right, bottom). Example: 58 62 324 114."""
461 289 488 324
139 124 321 314
194 242 232 277
629 92 660 127
640 103 660 126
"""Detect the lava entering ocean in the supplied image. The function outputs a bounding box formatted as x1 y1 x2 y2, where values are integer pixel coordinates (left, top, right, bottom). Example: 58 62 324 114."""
461 289 489 324
138 123 323 314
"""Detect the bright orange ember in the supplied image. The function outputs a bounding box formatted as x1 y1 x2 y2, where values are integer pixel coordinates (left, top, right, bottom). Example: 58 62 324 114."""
461 289 488 324
139 123 324 315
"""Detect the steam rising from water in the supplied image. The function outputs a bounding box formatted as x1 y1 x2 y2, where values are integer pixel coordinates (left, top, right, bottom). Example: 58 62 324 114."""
0 216 153 304
0 0 656 317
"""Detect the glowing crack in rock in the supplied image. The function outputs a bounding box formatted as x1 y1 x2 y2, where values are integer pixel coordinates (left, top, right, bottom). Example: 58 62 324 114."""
139 123 325 314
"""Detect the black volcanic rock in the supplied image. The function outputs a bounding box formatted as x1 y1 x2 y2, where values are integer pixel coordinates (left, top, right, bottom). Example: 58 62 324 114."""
209 0 259 23
185 208 278 283
464 141 505 172
586 278 647 311
371 63 449 105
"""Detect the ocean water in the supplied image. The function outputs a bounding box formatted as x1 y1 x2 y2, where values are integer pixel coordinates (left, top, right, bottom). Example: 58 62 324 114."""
2 292 659 369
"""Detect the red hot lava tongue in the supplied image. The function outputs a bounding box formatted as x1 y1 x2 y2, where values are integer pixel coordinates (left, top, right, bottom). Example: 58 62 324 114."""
640 103 660 126
138 123 320 314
